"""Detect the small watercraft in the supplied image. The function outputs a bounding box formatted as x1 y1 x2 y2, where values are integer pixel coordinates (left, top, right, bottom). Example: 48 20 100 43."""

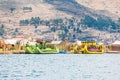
37 47 59 54
59 50 67 54
25 42 59 54
25 46 39 54
74 42 104 54
25 42 39 54
81 45 104 54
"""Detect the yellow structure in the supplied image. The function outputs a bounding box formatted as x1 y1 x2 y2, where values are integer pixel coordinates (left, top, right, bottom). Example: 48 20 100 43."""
74 41 104 54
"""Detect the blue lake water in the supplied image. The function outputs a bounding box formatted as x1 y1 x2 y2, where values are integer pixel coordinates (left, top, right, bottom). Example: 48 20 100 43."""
0 54 120 80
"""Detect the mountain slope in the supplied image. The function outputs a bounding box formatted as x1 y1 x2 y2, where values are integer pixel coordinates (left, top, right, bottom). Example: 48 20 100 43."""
44 0 97 17
0 0 119 42
76 0 120 17
0 0 116 19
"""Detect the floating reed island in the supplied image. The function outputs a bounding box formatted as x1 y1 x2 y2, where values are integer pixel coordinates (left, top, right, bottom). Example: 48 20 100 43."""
105 41 120 53
0 38 120 54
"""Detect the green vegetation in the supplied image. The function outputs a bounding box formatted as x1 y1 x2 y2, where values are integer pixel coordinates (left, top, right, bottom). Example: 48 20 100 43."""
19 16 120 40
117 18 120 32
23 7 32 11
0 24 5 36
10 7 16 13
15 28 19 33
20 17 40 26
82 16 118 31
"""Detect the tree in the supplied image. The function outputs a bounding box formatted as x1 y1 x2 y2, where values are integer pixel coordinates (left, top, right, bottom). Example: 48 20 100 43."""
24 19 29 25
59 32 66 41
69 18 74 27
117 18 120 32
77 27 82 33
30 17 40 26
15 28 19 33
53 19 63 26
20 19 29 26
51 26 56 32
73 34 76 39
23 7 32 11
64 27 68 33
45 20 50 26
1 24 4 28
97 17 117 31
73 27 76 32
10 7 16 13
0 24 5 35
68 26 71 29
83 15 97 27
35 25 38 28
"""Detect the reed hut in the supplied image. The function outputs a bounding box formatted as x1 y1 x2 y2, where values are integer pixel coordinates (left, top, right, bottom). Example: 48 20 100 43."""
0 39 5 51
110 41 120 51
59 40 71 52
19 39 29 50
4 39 18 50
0 39 4 48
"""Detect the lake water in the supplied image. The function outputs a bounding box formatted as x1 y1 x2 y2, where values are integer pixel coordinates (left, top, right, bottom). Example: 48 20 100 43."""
0 54 120 80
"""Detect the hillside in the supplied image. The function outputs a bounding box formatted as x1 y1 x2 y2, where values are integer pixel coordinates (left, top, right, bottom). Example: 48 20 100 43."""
0 0 120 43
44 0 119 19
76 0 120 18
0 0 117 19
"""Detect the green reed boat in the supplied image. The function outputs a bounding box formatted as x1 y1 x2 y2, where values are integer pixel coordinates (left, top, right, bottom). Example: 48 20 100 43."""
25 42 39 54
36 42 59 54
36 46 59 54
25 42 59 54
25 46 39 54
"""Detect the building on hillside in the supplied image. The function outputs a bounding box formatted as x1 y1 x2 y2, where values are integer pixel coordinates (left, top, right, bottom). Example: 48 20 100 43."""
23 7 32 13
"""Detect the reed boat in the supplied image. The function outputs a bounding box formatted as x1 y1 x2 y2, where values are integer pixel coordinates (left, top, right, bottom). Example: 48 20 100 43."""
25 46 39 54
74 42 104 54
81 45 104 54
26 46 59 54
25 42 59 54
37 42 59 54
59 50 67 54
25 42 39 54
37 46 59 54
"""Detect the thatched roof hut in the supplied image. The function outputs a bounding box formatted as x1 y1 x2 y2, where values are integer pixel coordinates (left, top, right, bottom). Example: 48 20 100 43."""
75 40 82 46
112 41 120 45
110 44 120 51
58 40 71 51
0 39 5 48
19 39 29 46
110 41 120 51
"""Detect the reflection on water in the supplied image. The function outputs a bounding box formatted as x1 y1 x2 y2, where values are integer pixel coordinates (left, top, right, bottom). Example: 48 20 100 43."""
0 54 120 80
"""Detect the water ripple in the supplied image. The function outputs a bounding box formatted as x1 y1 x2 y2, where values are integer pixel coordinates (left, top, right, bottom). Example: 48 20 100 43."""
0 54 120 80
